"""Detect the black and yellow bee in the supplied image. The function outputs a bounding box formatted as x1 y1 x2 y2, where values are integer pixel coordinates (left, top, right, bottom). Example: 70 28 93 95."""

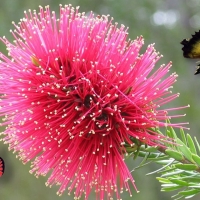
181 31 200 75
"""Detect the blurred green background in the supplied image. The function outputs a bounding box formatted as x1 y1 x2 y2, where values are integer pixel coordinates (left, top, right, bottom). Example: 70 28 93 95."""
0 0 200 199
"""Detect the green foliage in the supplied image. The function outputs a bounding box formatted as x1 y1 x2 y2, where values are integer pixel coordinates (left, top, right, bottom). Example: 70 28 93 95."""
133 127 200 199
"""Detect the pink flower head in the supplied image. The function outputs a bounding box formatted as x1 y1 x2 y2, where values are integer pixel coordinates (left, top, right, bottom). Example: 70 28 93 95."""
0 4 186 200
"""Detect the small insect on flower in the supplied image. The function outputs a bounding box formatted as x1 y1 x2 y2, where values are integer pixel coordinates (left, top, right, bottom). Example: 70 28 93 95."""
0 157 5 177
181 30 200 74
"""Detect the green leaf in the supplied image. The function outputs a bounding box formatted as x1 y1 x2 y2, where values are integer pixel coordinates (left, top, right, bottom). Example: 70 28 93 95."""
162 169 185 177
165 129 175 148
155 159 175 165
176 138 193 162
178 189 200 196
144 146 158 153
148 155 169 161
192 154 200 166
185 195 196 199
137 151 167 160
169 179 188 186
194 137 200 154
181 176 200 183
133 146 141 159
180 128 187 145
189 185 200 188
161 184 183 191
166 129 173 138
165 149 184 161
187 134 197 154
137 151 147 157
174 164 198 171
157 166 178 175
169 126 178 139
147 159 175 175
171 194 184 200
156 177 171 183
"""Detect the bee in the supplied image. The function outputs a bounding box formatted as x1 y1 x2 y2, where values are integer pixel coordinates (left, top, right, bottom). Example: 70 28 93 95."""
181 31 200 74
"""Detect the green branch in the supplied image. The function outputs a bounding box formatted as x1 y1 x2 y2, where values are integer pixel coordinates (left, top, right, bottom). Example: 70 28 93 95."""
128 126 200 199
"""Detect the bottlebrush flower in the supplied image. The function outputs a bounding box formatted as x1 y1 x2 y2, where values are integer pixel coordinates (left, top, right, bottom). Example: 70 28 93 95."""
0 4 186 200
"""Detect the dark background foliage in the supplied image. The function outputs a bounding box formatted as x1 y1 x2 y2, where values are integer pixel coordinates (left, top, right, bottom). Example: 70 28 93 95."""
0 0 200 199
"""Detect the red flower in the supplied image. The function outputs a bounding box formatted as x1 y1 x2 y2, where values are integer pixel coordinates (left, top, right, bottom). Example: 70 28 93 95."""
0 5 186 199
